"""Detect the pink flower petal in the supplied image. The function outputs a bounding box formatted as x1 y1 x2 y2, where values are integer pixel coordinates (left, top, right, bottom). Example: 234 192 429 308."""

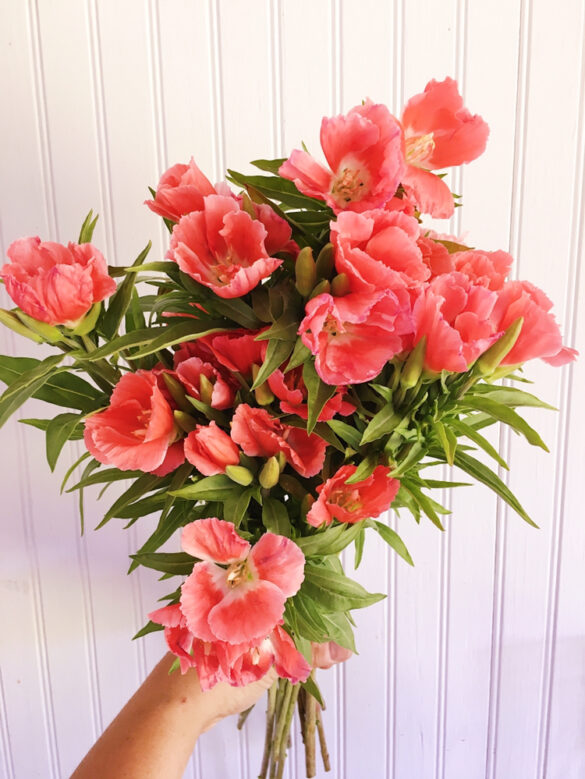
270 626 311 683
181 517 250 563
180 561 229 642
208 580 286 644
401 165 455 219
249 533 306 598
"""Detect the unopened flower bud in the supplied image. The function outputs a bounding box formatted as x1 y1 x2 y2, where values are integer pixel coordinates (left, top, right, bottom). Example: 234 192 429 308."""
14 310 63 343
199 373 214 406
173 410 197 433
251 364 275 406
400 336 426 389
331 273 350 297
477 317 524 376
295 246 317 296
225 464 255 486
276 451 287 470
259 456 280 489
69 301 101 336
308 279 331 300
162 372 193 412
315 243 335 279
301 493 315 518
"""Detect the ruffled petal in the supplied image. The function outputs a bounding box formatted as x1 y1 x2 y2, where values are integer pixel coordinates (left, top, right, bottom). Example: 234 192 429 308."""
401 165 455 219
181 517 250 563
248 533 305 598
180 561 229 642
208 579 285 644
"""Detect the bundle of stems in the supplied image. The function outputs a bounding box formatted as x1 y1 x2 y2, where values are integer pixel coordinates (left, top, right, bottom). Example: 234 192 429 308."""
240 674 330 778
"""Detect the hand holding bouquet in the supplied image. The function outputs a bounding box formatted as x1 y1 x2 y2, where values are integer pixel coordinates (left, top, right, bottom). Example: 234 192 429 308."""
0 77 575 778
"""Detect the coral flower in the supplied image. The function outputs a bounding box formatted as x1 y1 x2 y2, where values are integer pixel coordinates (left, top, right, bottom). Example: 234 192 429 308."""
231 404 327 478
267 364 354 421
453 249 513 291
279 100 404 213
331 209 429 294
184 421 240 476
167 195 282 298
145 158 217 222
180 518 305 645
306 464 400 528
299 290 413 385
1 237 116 327
311 641 353 670
400 78 489 218
175 356 235 410
490 280 578 366
84 370 176 472
412 272 500 373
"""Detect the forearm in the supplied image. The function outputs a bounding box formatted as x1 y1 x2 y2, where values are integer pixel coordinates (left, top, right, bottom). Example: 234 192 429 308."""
71 654 207 779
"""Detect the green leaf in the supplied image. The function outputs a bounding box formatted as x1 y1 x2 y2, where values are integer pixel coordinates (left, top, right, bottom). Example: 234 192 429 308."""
252 338 295 389
300 676 325 709
250 157 287 174
288 593 330 643
460 396 549 451
301 563 385 611
262 497 292 535
0 309 44 343
223 487 254 528
254 317 299 342
368 519 414 565
321 611 357 653
284 337 311 373
101 242 151 339
0 359 105 412
209 296 261 330
129 552 195 576
78 210 99 243
281 415 344 452
132 620 165 640
95 473 164 528
60 451 92 493
227 169 329 211
345 454 378 484
125 288 146 332
128 503 192 573
46 413 84 471
400 478 445 530
303 361 337 434
354 524 365 569
360 404 402 446
0 354 65 428
296 523 362 558
434 420 457 466
438 447 537 527
170 474 239 502
67 467 142 491
327 419 362 450
468 383 556 410
449 418 508 469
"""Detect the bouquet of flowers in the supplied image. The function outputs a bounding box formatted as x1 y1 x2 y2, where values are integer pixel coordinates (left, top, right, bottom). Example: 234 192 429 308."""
0 78 576 778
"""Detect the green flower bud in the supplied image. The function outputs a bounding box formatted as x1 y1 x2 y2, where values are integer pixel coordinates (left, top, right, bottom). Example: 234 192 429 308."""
308 279 331 300
401 336 426 389
199 373 214 406
315 243 335 279
69 302 101 336
225 464 254 486
173 410 197 433
251 364 275 406
331 273 350 297
476 317 524 376
295 246 317 296
162 373 193 413
0 309 44 343
259 456 280 489
13 309 63 343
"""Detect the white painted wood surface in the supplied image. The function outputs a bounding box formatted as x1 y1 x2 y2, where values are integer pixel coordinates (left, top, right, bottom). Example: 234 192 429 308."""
0 1 583 777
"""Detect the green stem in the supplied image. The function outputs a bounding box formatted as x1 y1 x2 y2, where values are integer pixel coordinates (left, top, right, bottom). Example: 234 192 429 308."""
316 705 331 772
270 681 293 779
275 684 299 779
259 682 278 779
304 689 317 778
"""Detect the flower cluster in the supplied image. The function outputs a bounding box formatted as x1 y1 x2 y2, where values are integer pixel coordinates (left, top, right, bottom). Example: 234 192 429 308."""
0 76 576 779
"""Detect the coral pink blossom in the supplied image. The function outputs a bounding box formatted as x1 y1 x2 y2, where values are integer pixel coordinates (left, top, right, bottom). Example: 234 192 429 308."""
267 365 355 421
231 404 327 478
150 441 185 477
453 249 513 291
489 280 578 366
311 641 353 670
1 237 116 327
84 370 176 472
332 209 429 294
400 78 489 218
197 329 266 379
167 195 282 298
306 464 399 528
175 356 235 409
184 421 240 476
412 272 501 373
299 291 413 385
148 604 201 675
279 100 404 213
145 158 217 222
180 518 305 645
241 200 298 257
417 235 455 277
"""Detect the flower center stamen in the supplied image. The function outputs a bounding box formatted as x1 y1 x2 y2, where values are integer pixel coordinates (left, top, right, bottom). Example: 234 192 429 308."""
331 166 369 205
226 559 249 588
405 132 435 167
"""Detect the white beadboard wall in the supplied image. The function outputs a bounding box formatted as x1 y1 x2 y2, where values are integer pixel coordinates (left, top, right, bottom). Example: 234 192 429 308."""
0 1 583 777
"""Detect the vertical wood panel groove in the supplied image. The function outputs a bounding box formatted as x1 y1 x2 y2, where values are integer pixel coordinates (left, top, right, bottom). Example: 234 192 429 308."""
0 668 15 779
26 0 58 239
485 3 532 776
535 4 585 775
85 0 118 264
267 0 284 158
206 0 225 182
